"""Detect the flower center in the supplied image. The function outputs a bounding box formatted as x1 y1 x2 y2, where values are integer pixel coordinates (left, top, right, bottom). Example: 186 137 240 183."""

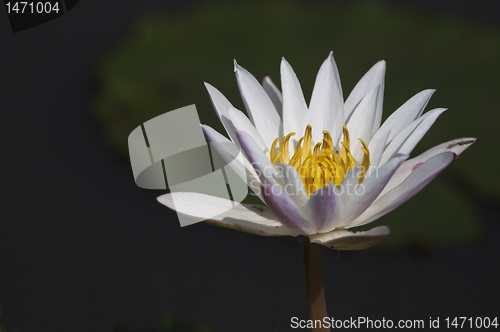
270 125 370 196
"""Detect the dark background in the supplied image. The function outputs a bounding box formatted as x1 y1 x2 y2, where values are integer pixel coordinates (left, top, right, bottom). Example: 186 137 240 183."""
1 1 499 331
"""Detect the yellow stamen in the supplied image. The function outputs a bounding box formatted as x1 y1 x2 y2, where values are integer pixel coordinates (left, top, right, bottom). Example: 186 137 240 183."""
295 137 304 152
289 148 303 168
358 138 370 184
270 137 280 163
302 125 313 163
271 151 281 165
340 126 350 169
323 166 331 185
269 125 371 195
313 166 322 194
341 142 356 173
279 133 295 164
313 142 322 158
322 131 333 151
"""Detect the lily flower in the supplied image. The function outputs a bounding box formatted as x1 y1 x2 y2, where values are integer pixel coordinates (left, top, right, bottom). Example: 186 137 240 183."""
158 52 475 250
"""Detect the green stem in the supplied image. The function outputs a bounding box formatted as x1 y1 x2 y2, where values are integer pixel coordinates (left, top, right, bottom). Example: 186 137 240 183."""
303 239 330 332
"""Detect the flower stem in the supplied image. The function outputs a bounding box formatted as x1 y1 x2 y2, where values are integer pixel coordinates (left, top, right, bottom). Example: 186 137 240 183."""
303 238 330 332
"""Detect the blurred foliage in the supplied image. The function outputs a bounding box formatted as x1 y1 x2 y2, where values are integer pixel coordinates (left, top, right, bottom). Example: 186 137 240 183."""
93 0 500 249
113 312 213 332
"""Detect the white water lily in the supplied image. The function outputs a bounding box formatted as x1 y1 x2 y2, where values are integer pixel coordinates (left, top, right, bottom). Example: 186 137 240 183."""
158 52 475 250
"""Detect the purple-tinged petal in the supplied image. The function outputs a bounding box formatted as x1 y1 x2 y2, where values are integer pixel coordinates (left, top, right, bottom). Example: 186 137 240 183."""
261 182 314 235
201 125 262 200
310 226 390 250
237 131 282 186
377 137 476 199
303 181 343 233
338 165 362 208
158 192 296 236
229 107 268 153
281 164 309 209
341 154 407 227
351 152 455 227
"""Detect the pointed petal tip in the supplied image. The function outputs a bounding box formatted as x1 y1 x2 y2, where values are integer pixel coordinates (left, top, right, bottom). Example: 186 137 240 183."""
418 88 436 95
233 59 239 72
203 81 212 90
281 57 291 67
375 59 387 68
200 124 209 136
450 137 477 159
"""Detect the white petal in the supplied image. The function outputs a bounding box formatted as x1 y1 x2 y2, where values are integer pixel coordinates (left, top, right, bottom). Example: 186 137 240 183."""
281 57 310 148
399 108 447 155
280 164 309 209
372 89 435 145
344 60 386 135
309 52 345 145
204 82 239 144
237 131 282 186
376 137 476 199
367 130 390 169
201 125 262 199
228 107 268 154
158 192 296 236
309 226 390 250
262 76 283 118
346 86 379 163
261 182 314 235
378 108 446 165
341 154 407 227
234 61 281 149
303 181 343 233
338 165 362 209
351 152 455 227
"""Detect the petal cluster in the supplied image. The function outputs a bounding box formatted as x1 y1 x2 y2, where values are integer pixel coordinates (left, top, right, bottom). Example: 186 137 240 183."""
158 52 475 250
